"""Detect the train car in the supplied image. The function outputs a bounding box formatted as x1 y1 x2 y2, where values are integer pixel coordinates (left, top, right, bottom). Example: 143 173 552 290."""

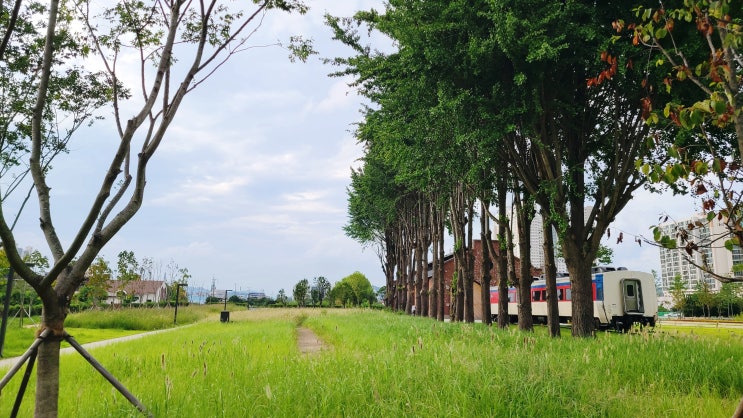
490 269 657 331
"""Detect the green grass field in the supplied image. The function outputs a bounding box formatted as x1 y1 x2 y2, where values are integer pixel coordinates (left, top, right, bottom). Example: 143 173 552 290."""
1 309 742 417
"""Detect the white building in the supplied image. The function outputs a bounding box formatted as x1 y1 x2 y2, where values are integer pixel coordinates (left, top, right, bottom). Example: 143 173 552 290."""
511 210 568 274
658 213 743 294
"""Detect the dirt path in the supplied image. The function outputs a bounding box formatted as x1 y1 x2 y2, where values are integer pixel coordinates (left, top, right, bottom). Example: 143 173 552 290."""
297 327 328 354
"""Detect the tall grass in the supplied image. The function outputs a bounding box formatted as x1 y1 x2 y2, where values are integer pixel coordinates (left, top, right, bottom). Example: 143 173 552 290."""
64 305 209 330
1 309 742 417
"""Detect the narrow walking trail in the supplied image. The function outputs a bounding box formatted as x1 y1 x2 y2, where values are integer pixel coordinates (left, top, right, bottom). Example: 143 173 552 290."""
297 327 328 354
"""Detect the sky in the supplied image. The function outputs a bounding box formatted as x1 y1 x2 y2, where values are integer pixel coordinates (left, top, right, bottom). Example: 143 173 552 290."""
6 0 702 298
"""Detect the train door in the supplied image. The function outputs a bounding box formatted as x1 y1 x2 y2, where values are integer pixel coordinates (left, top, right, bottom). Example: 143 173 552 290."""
621 279 644 313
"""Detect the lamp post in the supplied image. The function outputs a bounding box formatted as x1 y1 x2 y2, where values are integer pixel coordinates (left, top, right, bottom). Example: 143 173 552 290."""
221 290 231 323
173 283 187 325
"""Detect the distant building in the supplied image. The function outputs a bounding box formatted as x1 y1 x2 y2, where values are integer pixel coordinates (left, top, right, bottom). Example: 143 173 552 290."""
106 280 168 305
510 210 570 275
658 213 743 294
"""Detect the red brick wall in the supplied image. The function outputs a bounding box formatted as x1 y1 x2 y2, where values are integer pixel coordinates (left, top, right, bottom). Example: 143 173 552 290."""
433 240 541 320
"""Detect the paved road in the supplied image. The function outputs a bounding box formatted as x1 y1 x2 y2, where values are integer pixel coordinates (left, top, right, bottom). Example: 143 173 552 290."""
659 319 743 329
0 327 181 370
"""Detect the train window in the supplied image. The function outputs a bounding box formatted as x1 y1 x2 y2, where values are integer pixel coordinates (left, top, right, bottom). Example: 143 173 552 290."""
558 289 564 301
532 291 540 301
541 290 546 301
566 289 571 301
626 285 635 297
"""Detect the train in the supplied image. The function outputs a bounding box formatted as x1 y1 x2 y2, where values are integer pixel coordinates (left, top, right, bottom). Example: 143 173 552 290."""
490 268 658 331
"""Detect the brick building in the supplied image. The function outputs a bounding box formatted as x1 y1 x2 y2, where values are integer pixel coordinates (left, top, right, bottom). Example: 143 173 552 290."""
430 239 540 320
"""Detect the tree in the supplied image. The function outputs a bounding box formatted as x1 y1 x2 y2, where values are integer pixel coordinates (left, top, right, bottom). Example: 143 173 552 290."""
669 273 688 313
81 256 112 308
343 271 375 306
0 1 311 416
277 289 287 307
116 250 139 282
621 2 743 283
293 279 310 308
694 279 715 317
376 285 386 303
314 276 331 307
330 280 353 307
594 244 615 266
489 0 663 337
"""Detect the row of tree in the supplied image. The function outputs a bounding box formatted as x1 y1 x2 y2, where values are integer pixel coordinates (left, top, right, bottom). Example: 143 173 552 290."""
667 276 743 318
282 272 378 308
334 1 741 338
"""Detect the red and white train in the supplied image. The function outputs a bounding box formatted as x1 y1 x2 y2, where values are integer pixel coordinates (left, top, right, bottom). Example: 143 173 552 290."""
490 268 658 331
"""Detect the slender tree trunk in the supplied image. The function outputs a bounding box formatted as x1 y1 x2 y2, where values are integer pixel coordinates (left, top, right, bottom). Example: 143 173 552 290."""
406 230 415 315
506 204 519 325
497 179 509 329
455 265 464 322
428 204 438 319
480 201 493 325
437 217 446 321
414 235 422 316
515 191 534 331
384 230 396 309
464 203 475 323
542 209 560 337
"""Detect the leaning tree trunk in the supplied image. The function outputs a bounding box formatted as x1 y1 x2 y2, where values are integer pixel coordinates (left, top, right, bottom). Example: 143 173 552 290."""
464 203 475 323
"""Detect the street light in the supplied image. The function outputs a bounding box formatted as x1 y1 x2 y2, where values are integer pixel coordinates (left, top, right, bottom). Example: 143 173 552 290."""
173 283 187 325
221 290 231 323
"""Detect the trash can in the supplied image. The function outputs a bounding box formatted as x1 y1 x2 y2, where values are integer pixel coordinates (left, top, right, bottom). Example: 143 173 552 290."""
220 311 230 322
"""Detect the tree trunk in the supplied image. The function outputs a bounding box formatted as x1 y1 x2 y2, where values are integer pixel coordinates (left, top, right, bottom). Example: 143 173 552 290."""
464 203 475 323
413 236 422 316
437 219 446 321
455 266 464 322
428 204 439 319
34 291 66 418
515 191 534 331
542 209 560 337
384 230 396 309
497 179 510 329
566 259 594 337
480 201 493 325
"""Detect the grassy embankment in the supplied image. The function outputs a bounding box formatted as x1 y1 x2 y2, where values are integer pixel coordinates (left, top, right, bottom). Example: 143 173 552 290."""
1 304 213 357
1 308 742 417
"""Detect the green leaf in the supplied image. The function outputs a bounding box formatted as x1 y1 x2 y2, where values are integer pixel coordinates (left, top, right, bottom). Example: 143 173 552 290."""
653 227 661 241
724 238 738 251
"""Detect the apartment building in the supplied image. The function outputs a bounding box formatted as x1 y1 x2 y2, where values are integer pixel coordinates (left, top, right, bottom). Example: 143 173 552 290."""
658 213 743 294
